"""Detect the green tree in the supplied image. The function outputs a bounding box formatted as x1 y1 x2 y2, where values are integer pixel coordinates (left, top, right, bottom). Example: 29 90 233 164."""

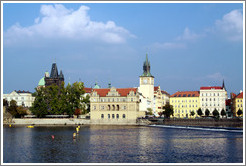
212 109 219 118
17 106 27 118
190 111 195 117
81 94 90 114
205 109 210 117
162 103 173 118
8 100 18 117
237 109 243 117
197 108 203 117
146 108 153 115
221 109 226 118
3 99 8 107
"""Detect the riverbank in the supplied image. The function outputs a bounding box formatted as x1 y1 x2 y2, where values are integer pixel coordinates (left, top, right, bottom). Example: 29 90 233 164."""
150 118 243 128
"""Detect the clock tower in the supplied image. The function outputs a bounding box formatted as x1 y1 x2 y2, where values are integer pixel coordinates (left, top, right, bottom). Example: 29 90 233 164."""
139 54 154 104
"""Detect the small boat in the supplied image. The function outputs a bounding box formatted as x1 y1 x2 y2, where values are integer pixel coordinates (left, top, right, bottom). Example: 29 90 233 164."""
27 125 34 128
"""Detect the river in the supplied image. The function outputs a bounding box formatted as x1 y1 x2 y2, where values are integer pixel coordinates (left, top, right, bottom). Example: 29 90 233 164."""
3 125 243 163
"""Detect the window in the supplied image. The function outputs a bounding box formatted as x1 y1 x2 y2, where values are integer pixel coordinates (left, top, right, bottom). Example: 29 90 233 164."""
101 114 104 119
131 98 133 102
124 106 127 110
123 114 126 118
116 114 119 119
108 105 111 111
101 106 104 110
112 114 115 119
93 106 96 110
112 105 115 111
117 105 119 111
108 114 110 119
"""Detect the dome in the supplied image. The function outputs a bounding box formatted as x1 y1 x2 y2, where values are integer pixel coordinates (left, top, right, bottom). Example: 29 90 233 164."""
38 77 45 86
93 82 100 89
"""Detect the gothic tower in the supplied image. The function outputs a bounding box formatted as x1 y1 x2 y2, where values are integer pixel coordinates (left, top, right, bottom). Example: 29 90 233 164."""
45 63 64 87
139 54 154 105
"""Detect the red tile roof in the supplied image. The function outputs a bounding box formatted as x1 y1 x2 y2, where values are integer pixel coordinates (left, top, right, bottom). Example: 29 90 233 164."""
84 87 92 93
92 88 137 97
236 92 243 98
231 93 236 99
161 90 170 96
154 86 159 91
200 86 223 90
171 91 199 97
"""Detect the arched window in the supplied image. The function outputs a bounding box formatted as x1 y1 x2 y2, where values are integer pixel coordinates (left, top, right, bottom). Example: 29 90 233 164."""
116 114 119 119
108 114 110 119
112 105 115 111
101 114 104 119
123 114 126 118
112 114 115 119
117 105 119 111
108 105 111 111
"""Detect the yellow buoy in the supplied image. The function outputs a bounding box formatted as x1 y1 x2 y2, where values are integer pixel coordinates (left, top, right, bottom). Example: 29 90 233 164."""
9 124 11 127
76 127 79 133
27 125 34 128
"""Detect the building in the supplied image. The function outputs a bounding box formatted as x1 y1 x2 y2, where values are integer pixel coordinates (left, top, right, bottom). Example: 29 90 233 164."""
90 87 145 124
170 91 200 118
199 82 227 116
3 90 35 107
232 91 243 117
154 86 170 115
138 54 170 116
225 99 233 118
138 54 154 109
45 63 64 87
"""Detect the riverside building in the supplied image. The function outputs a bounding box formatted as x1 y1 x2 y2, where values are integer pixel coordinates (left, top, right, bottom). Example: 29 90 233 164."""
3 90 35 107
232 91 243 117
200 81 227 116
170 91 200 118
90 87 145 124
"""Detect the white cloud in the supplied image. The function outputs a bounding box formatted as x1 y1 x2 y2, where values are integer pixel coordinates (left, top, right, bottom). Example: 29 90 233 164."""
4 4 134 46
176 27 205 41
152 42 186 49
215 9 243 41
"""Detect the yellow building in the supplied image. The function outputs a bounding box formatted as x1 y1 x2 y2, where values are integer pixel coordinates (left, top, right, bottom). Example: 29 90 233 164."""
170 91 200 118
232 91 243 117
90 87 145 124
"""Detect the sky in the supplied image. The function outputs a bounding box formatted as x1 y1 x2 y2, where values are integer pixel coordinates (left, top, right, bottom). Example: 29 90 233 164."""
2 2 244 96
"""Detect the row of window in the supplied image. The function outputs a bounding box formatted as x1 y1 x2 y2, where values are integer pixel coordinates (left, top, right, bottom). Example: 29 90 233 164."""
202 98 221 101
202 103 220 107
174 110 194 114
174 105 198 108
93 105 128 111
101 114 126 119
92 98 135 102
171 100 198 103
237 100 243 102
237 104 243 107
201 93 223 97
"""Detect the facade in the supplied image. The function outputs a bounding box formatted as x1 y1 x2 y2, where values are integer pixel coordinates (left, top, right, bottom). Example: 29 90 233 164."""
45 63 64 87
90 87 145 124
232 91 243 117
3 90 35 107
225 99 233 118
154 86 170 115
170 91 200 118
200 84 227 116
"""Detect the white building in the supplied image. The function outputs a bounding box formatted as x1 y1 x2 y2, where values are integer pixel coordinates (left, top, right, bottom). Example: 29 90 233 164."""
199 84 227 116
3 90 35 107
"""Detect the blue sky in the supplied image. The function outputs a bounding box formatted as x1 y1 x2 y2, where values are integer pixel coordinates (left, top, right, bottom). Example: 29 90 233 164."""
2 2 244 96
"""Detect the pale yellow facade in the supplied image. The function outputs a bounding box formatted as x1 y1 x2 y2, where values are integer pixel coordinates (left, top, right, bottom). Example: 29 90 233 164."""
170 91 200 118
233 92 243 117
90 87 145 124
154 86 170 115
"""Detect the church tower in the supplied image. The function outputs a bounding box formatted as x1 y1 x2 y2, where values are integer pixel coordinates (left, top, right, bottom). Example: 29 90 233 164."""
139 54 154 103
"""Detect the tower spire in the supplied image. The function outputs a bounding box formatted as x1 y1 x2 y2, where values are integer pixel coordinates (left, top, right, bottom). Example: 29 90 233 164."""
142 53 152 77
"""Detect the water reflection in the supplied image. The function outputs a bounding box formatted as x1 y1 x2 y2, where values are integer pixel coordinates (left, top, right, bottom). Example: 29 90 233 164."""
3 125 243 163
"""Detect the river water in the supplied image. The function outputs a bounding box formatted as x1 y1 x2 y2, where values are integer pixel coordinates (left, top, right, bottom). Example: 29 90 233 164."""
3 125 243 163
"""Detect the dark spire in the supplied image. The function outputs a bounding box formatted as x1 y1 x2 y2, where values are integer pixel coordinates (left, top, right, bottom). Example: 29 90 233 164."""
108 81 112 88
59 70 64 79
222 79 226 90
142 53 152 77
50 63 58 78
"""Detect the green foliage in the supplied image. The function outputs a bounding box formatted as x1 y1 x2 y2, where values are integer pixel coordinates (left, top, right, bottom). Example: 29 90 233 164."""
8 100 18 117
190 111 195 117
237 109 243 117
221 109 226 117
197 108 203 117
212 109 219 117
146 108 153 115
162 103 173 118
31 81 87 118
17 106 27 118
205 109 210 116
3 99 8 107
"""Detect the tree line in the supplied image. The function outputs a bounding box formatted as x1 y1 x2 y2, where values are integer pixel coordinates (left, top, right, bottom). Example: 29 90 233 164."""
31 82 90 118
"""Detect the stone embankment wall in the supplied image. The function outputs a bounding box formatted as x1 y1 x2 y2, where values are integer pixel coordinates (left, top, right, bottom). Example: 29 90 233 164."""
11 118 90 125
151 118 243 128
